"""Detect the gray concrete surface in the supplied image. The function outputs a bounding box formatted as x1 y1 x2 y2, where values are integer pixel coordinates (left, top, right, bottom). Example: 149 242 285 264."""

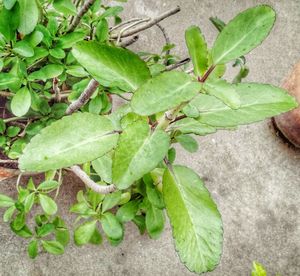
1 0 300 275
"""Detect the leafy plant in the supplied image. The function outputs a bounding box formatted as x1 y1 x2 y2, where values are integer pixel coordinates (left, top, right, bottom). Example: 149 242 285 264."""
0 1 297 274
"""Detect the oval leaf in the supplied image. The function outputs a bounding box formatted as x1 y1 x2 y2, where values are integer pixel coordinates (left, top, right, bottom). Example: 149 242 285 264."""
0 193 15 208
41 240 64 255
212 5 276 64
38 194 57 215
163 165 223 274
74 220 97 246
72 41 150 91
112 120 170 189
19 113 119 172
101 212 123 241
28 64 64 82
131 71 202 116
184 83 298 127
11 87 31 117
18 0 39 35
185 26 208 77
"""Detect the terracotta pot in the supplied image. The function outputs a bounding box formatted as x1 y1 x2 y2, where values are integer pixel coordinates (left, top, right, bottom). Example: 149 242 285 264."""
274 61 300 147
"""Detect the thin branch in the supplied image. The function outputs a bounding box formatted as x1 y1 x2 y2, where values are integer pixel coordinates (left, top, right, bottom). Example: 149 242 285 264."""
53 78 61 102
0 159 18 164
116 18 150 45
65 79 99 115
110 18 144 32
71 165 117 194
0 90 70 100
110 6 181 39
156 23 171 65
166 58 190 71
67 0 96 33
119 35 139 48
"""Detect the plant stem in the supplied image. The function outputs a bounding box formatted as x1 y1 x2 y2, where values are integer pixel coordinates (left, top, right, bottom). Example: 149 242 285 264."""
119 35 139 48
199 65 215 82
156 102 187 130
71 165 117 194
110 6 181 39
53 78 61 102
156 23 171 65
67 0 96 33
65 79 99 115
166 58 191 71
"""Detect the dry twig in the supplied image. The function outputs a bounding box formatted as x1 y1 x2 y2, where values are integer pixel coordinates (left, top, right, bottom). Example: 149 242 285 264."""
65 79 99 115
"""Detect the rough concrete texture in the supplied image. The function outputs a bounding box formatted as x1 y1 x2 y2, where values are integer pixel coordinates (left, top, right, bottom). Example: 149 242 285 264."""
1 0 300 275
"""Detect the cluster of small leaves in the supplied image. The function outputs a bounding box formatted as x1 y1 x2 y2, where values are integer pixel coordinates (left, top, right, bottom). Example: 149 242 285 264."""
70 168 167 246
0 1 298 275
0 175 69 258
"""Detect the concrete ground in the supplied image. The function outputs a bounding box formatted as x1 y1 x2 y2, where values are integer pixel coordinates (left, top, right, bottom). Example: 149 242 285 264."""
1 0 300 275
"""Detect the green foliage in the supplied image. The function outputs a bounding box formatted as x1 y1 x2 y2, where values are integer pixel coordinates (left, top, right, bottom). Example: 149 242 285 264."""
163 166 223 273
0 2 297 274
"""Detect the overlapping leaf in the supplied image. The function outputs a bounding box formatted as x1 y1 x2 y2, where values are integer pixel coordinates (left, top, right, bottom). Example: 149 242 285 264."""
131 71 202 116
72 41 150 91
19 113 119 172
163 165 223 274
183 83 297 127
112 120 170 189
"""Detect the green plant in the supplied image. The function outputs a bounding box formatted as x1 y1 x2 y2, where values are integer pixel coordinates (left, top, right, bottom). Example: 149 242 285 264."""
0 1 297 274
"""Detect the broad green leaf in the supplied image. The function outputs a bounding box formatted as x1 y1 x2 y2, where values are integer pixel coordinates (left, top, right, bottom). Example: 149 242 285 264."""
0 119 5 134
203 79 241 109
11 87 31 117
11 224 32 238
7 126 20 137
252 262 267 276
89 95 102 114
133 215 146 234
28 64 64 81
169 118 216 136
145 200 165 239
101 212 123 242
55 228 70 246
3 206 16 222
131 71 202 116
96 19 109 43
176 134 199 153
212 5 275 64
0 194 15 208
102 191 122 213
11 212 25 231
99 6 123 20
74 220 97 246
49 48 65 59
185 26 208 77
39 194 57 215
89 228 102 245
19 113 119 172
183 83 298 127
144 175 164 209
41 240 64 255
66 65 88 77
28 240 38 259
0 73 19 89
13 41 34 57
72 41 150 91
163 165 223 274
24 192 35 213
112 120 170 189
37 180 59 191
18 0 39 35
36 223 55 237
0 5 19 41
24 30 44 47
116 200 139 222
53 0 77 15
57 32 85 49
92 153 112 183
4 0 17 10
